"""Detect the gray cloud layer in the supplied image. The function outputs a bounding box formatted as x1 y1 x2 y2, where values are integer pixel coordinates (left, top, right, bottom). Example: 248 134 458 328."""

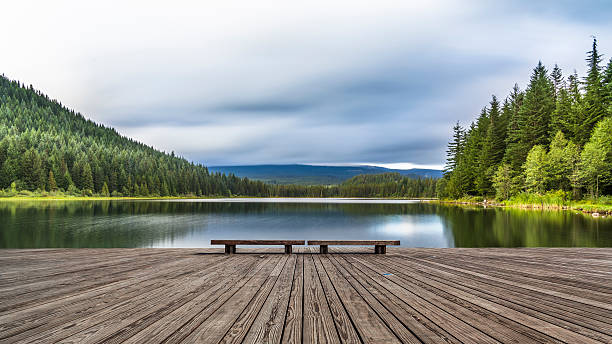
2 0 612 168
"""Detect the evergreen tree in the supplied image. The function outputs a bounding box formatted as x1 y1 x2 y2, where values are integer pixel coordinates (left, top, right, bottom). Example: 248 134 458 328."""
477 96 505 196
550 85 574 138
517 61 555 150
81 162 94 192
503 84 525 172
47 170 57 191
546 131 571 191
551 64 564 100
443 122 465 173
21 148 44 191
603 58 612 115
580 38 606 144
523 145 548 194
101 182 110 197
492 164 516 200
567 70 584 139
578 117 612 198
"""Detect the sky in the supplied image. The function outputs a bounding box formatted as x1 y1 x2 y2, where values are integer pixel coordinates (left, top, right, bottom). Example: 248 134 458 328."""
2 1 612 170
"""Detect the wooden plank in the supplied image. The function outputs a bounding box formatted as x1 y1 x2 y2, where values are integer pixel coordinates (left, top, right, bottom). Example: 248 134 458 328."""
176 255 289 343
329 254 463 344
308 240 400 245
235 255 297 344
302 254 341 343
311 254 361 343
368 256 604 343
211 240 305 245
319 254 421 343
14 255 261 344
120 255 275 344
1 248 611 344
281 252 304 344
315 255 402 343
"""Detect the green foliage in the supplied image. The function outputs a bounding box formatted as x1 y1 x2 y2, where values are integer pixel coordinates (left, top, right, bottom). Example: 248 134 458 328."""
47 170 57 191
443 38 612 201
492 164 520 200
578 117 612 197
580 38 607 143
523 145 548 194
101 182 110 197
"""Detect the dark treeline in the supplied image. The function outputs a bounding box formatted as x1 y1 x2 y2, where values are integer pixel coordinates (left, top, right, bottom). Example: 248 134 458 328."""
0 76 435 198
440 38 612 201
269 173 437 198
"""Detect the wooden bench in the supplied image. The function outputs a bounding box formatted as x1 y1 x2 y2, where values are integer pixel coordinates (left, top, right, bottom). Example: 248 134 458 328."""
210 240 305 254
307 240 400 254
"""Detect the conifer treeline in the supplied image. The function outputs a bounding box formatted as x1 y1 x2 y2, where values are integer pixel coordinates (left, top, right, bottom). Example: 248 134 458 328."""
0 75 436 198
440 39 612 200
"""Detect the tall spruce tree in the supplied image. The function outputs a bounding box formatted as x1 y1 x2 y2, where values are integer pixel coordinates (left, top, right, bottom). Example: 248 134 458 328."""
603 58 612 115
580 38 606 144
503 84 525 173
444 122 465 174
471 108 490 195
476 96 506 196
551 64 564 100
514 61 555 167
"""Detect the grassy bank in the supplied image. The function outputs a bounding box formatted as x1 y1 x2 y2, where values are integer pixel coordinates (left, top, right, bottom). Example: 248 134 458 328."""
439 192 612 215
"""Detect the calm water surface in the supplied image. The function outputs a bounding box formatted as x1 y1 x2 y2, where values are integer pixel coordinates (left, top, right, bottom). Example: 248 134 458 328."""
1 198 611 248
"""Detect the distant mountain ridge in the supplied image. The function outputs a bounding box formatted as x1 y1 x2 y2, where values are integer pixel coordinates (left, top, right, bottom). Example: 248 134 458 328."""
208 164 443 185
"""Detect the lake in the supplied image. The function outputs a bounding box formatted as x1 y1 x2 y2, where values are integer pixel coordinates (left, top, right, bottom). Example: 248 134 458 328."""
1 198 611 248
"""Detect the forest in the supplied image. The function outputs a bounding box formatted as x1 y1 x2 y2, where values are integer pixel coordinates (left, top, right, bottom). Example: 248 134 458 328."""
0 75 435 199
439 38 612 203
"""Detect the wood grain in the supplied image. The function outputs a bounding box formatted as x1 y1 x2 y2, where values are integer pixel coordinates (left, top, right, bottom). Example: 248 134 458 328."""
1 248 610 344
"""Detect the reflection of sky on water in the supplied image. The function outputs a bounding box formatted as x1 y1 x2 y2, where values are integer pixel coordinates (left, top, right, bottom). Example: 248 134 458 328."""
152 209 452 248
2 199 610 248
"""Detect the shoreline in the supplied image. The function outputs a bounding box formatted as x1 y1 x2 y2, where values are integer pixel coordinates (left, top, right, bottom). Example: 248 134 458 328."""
2 195 610 216
436 199 612 216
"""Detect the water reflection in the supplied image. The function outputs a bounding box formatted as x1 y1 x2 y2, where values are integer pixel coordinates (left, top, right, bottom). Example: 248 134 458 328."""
0 199 610 248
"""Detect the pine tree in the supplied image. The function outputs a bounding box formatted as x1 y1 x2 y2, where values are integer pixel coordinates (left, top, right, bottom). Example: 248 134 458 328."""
567 70 584 139
550 86 573 138
579 117 612 198
47 170 57 191
511 62 555 172
523 145 548 194
551 64 564 100
503 84 525 173
476 96 506 196
603 58 612 115
101 182 110 197
21 148 44 191
580 38 606 144
547 131 570 190
483 95 506 164
444 122 465 173
81 162 94 191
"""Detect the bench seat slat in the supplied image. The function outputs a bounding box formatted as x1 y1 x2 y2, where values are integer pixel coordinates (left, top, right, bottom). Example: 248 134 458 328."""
211 240 305 245
308 240 400 246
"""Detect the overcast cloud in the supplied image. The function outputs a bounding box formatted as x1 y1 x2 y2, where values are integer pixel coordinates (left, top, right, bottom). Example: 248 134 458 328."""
2 0 612 168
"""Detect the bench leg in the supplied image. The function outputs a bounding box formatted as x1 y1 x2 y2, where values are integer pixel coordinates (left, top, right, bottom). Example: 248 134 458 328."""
285 245 292 254
320 245 328 254
225 245 236 254
375 245 386 254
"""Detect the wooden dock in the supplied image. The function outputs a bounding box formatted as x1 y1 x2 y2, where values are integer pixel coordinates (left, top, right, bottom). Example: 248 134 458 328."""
0 247 611 343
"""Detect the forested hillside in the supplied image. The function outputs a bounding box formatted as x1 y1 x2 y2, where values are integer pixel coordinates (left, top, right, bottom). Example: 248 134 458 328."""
0 75 270 197
440 38 612 201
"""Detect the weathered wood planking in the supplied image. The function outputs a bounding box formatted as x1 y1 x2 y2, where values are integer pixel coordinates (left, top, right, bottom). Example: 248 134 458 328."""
1 247 611 344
